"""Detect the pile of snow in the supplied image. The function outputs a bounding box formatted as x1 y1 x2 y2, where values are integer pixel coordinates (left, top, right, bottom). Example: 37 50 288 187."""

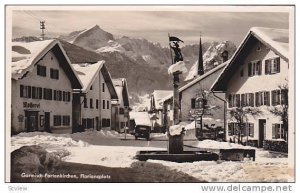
196 140 255 150
168 61 188 74
11 132 89 152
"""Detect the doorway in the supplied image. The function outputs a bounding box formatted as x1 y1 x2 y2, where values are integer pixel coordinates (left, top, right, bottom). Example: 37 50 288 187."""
44 112 50 132
258 119 266 148
25 111 38 132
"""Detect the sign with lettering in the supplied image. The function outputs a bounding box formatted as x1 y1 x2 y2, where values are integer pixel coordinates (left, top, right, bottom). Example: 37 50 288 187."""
23 102 40 109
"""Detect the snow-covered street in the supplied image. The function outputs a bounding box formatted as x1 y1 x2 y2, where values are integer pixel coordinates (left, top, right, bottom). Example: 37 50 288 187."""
11 130 292 182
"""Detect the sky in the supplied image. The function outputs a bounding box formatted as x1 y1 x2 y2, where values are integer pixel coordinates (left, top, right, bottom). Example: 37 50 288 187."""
11 7 290 46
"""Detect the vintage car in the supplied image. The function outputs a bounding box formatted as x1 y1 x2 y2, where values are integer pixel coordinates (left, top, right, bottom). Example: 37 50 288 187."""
134 125 151 140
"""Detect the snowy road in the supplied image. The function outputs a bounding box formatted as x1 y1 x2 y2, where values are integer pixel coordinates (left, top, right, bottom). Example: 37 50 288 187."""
10 130 293 182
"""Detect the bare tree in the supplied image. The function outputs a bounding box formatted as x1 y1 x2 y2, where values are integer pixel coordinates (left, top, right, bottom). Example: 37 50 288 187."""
228 107 262 144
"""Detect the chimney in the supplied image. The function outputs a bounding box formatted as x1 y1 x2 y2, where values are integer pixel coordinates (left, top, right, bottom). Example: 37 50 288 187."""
221 50 229 63
198 35 204 76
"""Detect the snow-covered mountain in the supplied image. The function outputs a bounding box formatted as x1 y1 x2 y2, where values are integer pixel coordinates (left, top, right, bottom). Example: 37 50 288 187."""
60 25 114 51
185 41 237 81
59 25 208 70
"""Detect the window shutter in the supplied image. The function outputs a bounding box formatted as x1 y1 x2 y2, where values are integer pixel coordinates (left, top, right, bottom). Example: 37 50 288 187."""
276 57 280 73
236 94 240 107
250 93 254 107
255 92 259 107
258 61 262 75
228 123 232 136
241 94 245 107
191 98 196 109
272 124 276 139
20 85 24 97
249 123 254 137
281 89 288 105
248 63 252 76
266 91 270 106
265 60 270 75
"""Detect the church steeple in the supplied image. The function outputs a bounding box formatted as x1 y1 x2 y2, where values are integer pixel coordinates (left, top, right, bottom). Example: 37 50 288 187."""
198 35 204 76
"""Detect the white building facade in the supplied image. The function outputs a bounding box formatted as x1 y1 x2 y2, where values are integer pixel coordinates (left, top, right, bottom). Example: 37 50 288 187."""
212 27 290 151
11 40 82 134
72 62 118 131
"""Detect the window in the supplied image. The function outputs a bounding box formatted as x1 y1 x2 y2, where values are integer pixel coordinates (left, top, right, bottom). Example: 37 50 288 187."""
87 118 94 128
53 115 61 126
90 86 93 90
102 83 105 92
248 123 254 137
240 69 244 77
272 123 286 140
20 85 34 98
102 100 105 109
191 98 196 109
31 87 42 99
119 108 124 114
102 118 111 127
96 99 99 109
63 91 66 101
50 69 59 79
107 101 110 109
67 92 71 102
58 90 62 101
272 89 288 106
82 118 87 129
84 97 88 108
255 91 270 106
37 65 46 77
191 98 203 109
43 88 52 100
62 116 70 126
248 61 262 77
90 99 93 109
265 57 280 75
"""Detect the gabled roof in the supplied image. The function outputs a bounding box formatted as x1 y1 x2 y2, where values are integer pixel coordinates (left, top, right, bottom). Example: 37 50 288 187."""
11 39 82 89
72 62 118 100
211 27 289 91
72 61 104 92
112 78 130 106
158 62 228 104
151 90 173 110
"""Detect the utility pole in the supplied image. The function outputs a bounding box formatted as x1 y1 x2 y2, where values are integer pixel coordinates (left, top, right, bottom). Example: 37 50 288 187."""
40 21 46 40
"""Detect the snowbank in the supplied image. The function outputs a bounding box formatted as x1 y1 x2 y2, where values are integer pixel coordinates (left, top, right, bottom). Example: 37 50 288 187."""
196 140 255 150
168 61 188 74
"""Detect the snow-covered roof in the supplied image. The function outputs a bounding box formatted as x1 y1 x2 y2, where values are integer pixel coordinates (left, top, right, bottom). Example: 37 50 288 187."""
72 61 118 99
158 62 228 104
152 90 173 109
72 61 104 92
129 111 151 126
251 27 289 60
11 39 82 89
11 40 55 79
112 78 130 106
211 27 289 91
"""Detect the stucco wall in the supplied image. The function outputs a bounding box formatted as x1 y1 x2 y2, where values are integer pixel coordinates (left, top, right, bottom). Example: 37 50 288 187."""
180 67 225 123
225 41 288 142
11 50 73 134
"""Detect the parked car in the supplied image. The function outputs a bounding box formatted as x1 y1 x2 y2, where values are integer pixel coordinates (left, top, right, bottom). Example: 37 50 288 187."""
134 125 151 140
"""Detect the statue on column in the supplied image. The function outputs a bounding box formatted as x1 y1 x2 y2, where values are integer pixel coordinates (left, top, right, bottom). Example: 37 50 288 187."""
169 36 184 64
